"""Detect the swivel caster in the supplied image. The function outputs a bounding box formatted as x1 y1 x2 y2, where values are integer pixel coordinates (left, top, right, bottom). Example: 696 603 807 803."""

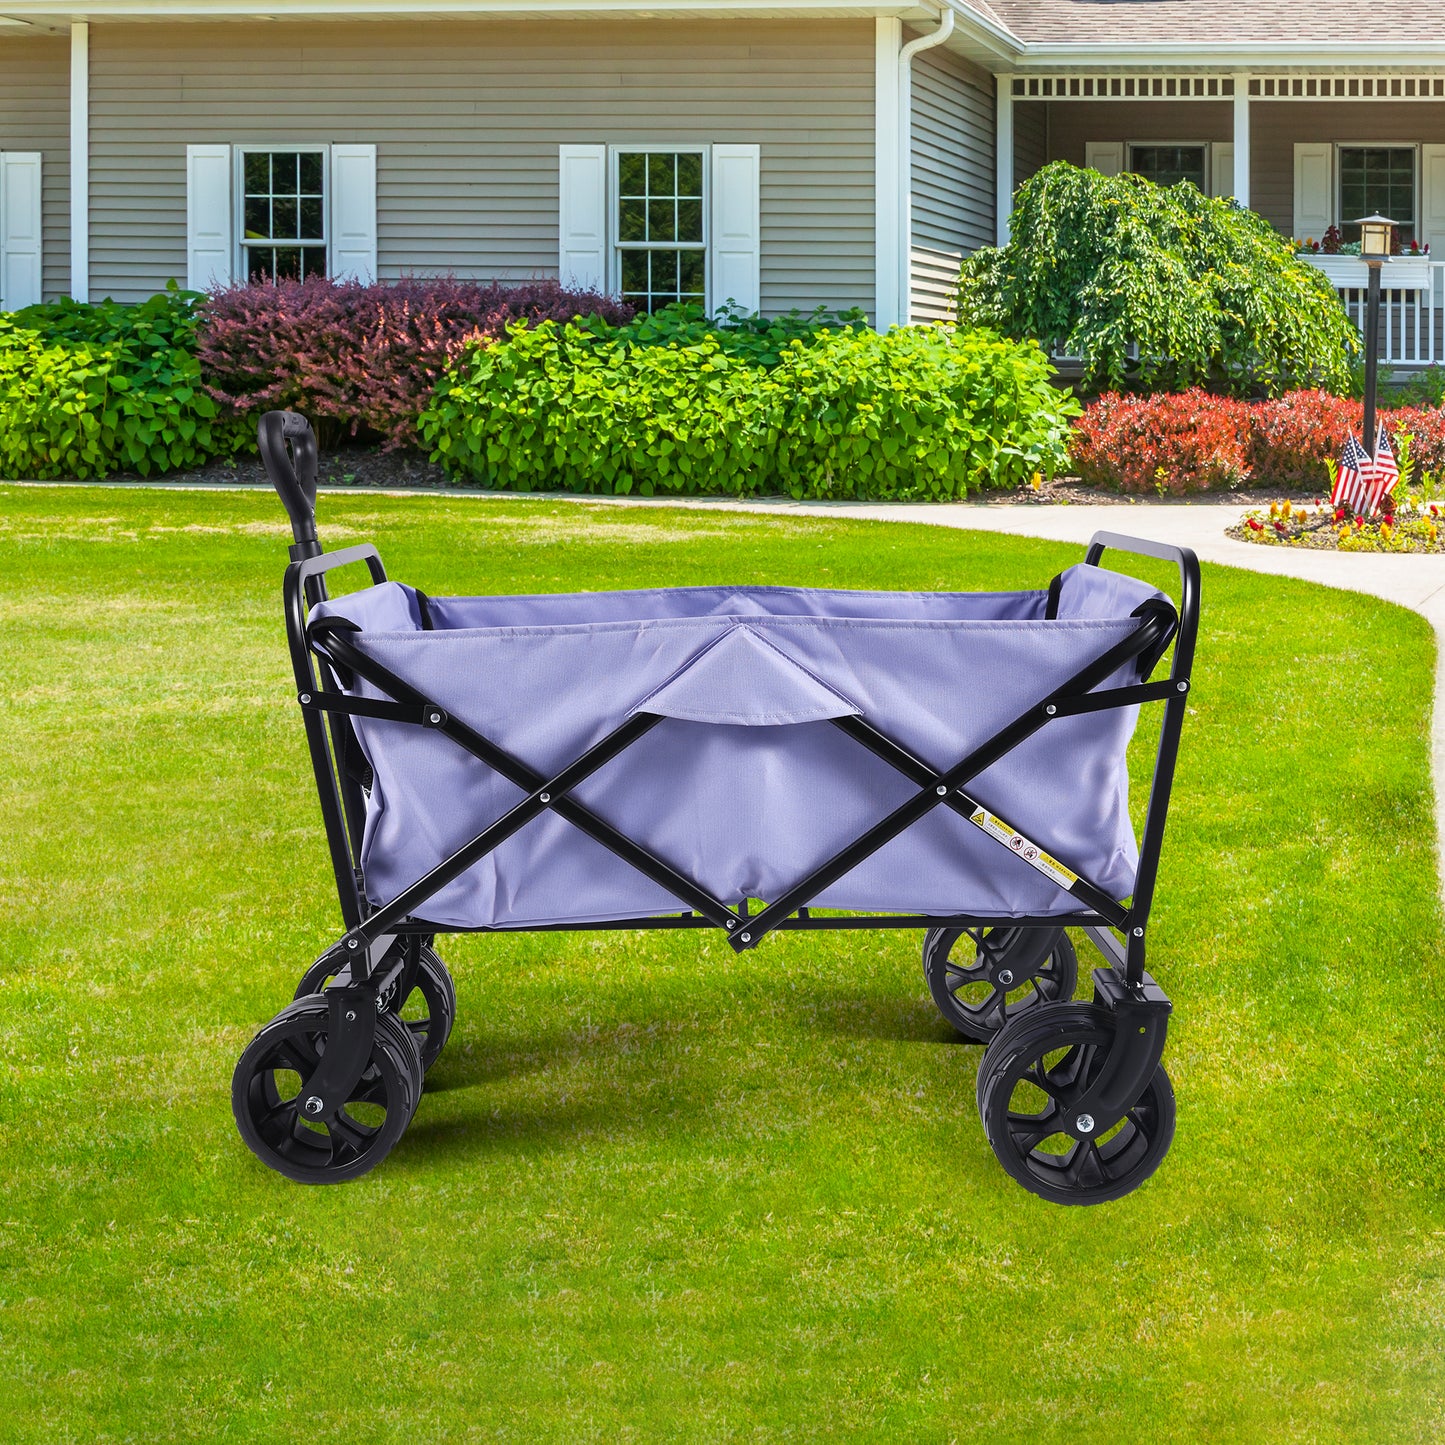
233 995 423 1183
923 926 1077 1042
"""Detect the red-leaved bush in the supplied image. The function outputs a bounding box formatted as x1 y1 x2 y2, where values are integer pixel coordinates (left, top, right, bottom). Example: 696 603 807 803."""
197 275 635 449
1247 390 1362 488
1069 389 1251 494
1072 389 1445 491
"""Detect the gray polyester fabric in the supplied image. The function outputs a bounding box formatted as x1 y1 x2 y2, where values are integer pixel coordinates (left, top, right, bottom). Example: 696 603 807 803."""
311 564 1163 929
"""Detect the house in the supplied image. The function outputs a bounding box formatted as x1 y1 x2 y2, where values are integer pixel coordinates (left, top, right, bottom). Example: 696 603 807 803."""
1 0 1443 362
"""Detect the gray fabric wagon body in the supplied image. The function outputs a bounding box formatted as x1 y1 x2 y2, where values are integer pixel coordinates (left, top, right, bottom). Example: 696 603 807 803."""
312 564 1162 930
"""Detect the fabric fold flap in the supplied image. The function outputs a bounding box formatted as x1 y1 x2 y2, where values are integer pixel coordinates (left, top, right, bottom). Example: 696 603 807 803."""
632 624 861 726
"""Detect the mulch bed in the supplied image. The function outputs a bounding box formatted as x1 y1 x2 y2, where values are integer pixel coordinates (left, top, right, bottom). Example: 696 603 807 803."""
108 445 1317 508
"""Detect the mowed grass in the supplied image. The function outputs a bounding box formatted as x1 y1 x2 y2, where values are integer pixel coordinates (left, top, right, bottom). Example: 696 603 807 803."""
1 485 1443 1443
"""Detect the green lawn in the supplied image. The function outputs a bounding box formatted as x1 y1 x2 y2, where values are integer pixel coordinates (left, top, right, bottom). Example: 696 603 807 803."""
1 485 1442 1442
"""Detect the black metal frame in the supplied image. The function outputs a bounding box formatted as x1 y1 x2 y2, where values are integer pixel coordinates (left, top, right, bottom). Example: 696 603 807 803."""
254 410 1201 1176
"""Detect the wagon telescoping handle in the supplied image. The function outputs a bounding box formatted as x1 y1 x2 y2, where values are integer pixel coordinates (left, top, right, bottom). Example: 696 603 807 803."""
260 410 322 561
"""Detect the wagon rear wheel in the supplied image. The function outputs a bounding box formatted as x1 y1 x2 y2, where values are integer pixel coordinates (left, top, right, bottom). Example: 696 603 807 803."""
296 944 456 1073
976 1001 1175 1206
922 926 1077 1042
232 998 422 1184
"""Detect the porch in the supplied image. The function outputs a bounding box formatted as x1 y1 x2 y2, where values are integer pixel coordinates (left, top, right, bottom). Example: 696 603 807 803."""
997 68 1445 369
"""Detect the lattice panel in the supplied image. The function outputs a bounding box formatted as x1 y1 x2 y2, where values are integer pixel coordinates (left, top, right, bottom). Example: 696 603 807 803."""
1250 74 1445 99
1011 75 1235 100
1009 73 1445 103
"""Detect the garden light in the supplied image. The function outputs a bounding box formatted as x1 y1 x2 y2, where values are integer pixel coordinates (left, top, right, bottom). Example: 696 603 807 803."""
1355 213 1397 457
1357 214 1396 261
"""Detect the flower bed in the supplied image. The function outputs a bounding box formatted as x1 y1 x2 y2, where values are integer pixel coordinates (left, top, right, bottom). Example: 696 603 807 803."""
1229 496 1445 553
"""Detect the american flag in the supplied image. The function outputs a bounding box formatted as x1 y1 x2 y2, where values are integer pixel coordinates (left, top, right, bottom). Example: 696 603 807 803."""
1364 425 1399 517
1332 433 1371 513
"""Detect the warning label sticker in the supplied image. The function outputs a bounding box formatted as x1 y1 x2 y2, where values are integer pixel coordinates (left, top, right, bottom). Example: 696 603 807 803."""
967 807 1079 890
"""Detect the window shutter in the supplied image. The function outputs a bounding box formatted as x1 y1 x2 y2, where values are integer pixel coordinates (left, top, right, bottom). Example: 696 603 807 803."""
1293 143 1333 241
331 143 378 283
558 144 607 292
1420 146 1445 264
1084 142 1123 177
710 143 761 315
1211 143 1234 199
186 144 233 290
0 151 43 310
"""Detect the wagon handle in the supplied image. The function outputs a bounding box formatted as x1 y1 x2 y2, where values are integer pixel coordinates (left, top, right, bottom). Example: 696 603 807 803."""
1084 531 1200 682
260 410 321 560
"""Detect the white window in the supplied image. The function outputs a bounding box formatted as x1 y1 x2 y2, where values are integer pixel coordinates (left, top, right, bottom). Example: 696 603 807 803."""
1127 143 1209 192
557 142 760 316
1338 145 1417 244
239 147 328 282
186 143 377 291
615 148 707 312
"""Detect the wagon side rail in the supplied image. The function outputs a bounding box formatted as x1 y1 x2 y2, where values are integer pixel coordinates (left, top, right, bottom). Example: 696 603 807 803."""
1083 531 1201 982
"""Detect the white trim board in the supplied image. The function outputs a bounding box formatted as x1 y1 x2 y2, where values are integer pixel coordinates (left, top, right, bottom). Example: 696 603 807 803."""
69 21 88 302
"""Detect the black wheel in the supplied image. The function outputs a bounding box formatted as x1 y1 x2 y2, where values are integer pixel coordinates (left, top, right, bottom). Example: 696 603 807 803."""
923 926 1077 1042
977 1002 1175 1206
295 944 456 1072
232 997 423 1184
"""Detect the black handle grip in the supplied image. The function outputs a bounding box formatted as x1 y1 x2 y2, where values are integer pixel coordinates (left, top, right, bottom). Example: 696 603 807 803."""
259 410 321 554
1084 530 1200 682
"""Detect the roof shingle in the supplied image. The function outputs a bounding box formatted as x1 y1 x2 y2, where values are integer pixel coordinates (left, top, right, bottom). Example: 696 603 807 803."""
983 0 1445 48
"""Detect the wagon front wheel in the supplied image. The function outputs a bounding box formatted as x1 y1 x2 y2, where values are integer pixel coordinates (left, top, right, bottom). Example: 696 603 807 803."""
976 1002 1175 1206
923 926 1077 1042
233 997 422 1184
296 943 456 1072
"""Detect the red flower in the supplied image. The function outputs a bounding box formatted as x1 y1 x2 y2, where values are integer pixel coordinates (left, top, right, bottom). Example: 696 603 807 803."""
1334 508 1346 522
1247 517 1264 531
1273 519 1287 531
1354 516 1365 528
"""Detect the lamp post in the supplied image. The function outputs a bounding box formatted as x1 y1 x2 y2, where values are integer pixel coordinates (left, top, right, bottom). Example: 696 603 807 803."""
1357 213 1396 458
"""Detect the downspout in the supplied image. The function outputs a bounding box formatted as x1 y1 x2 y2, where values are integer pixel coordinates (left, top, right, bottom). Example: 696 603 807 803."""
898 7 955 325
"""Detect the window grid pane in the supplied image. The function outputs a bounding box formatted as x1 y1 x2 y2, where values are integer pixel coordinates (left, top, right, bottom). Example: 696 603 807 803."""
616 149 706 314
1339 147 1416 242
1127 144 1208 190
242 149 327 280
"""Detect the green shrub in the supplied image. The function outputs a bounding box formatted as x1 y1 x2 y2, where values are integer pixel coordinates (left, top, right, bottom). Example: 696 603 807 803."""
957 161 1362 397
0 288 244 480
419 309 1078 500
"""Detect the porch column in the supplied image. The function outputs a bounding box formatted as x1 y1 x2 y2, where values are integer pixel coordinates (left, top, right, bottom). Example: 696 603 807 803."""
70 21 89 302
1232 72 1250 209
996 73 1014 245
874 17 902 327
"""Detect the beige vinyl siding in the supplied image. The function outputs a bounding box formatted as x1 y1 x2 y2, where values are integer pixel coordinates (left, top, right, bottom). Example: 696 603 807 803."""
1015 100 1047 188
88 20 874 314
909 44 993 322
0 36 69 303
1249 102 1445 237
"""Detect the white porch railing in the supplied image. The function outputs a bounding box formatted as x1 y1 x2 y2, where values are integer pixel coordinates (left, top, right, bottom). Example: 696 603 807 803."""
1301 254 1444 369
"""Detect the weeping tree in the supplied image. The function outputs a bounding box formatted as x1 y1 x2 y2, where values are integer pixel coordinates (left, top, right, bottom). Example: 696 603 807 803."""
958 161 1361 396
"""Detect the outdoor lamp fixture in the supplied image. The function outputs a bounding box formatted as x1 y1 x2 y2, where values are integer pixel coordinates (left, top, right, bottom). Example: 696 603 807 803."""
1356 213 1396 458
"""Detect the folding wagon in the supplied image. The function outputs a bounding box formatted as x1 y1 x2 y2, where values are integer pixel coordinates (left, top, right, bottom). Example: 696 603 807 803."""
232 411 1201 1206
